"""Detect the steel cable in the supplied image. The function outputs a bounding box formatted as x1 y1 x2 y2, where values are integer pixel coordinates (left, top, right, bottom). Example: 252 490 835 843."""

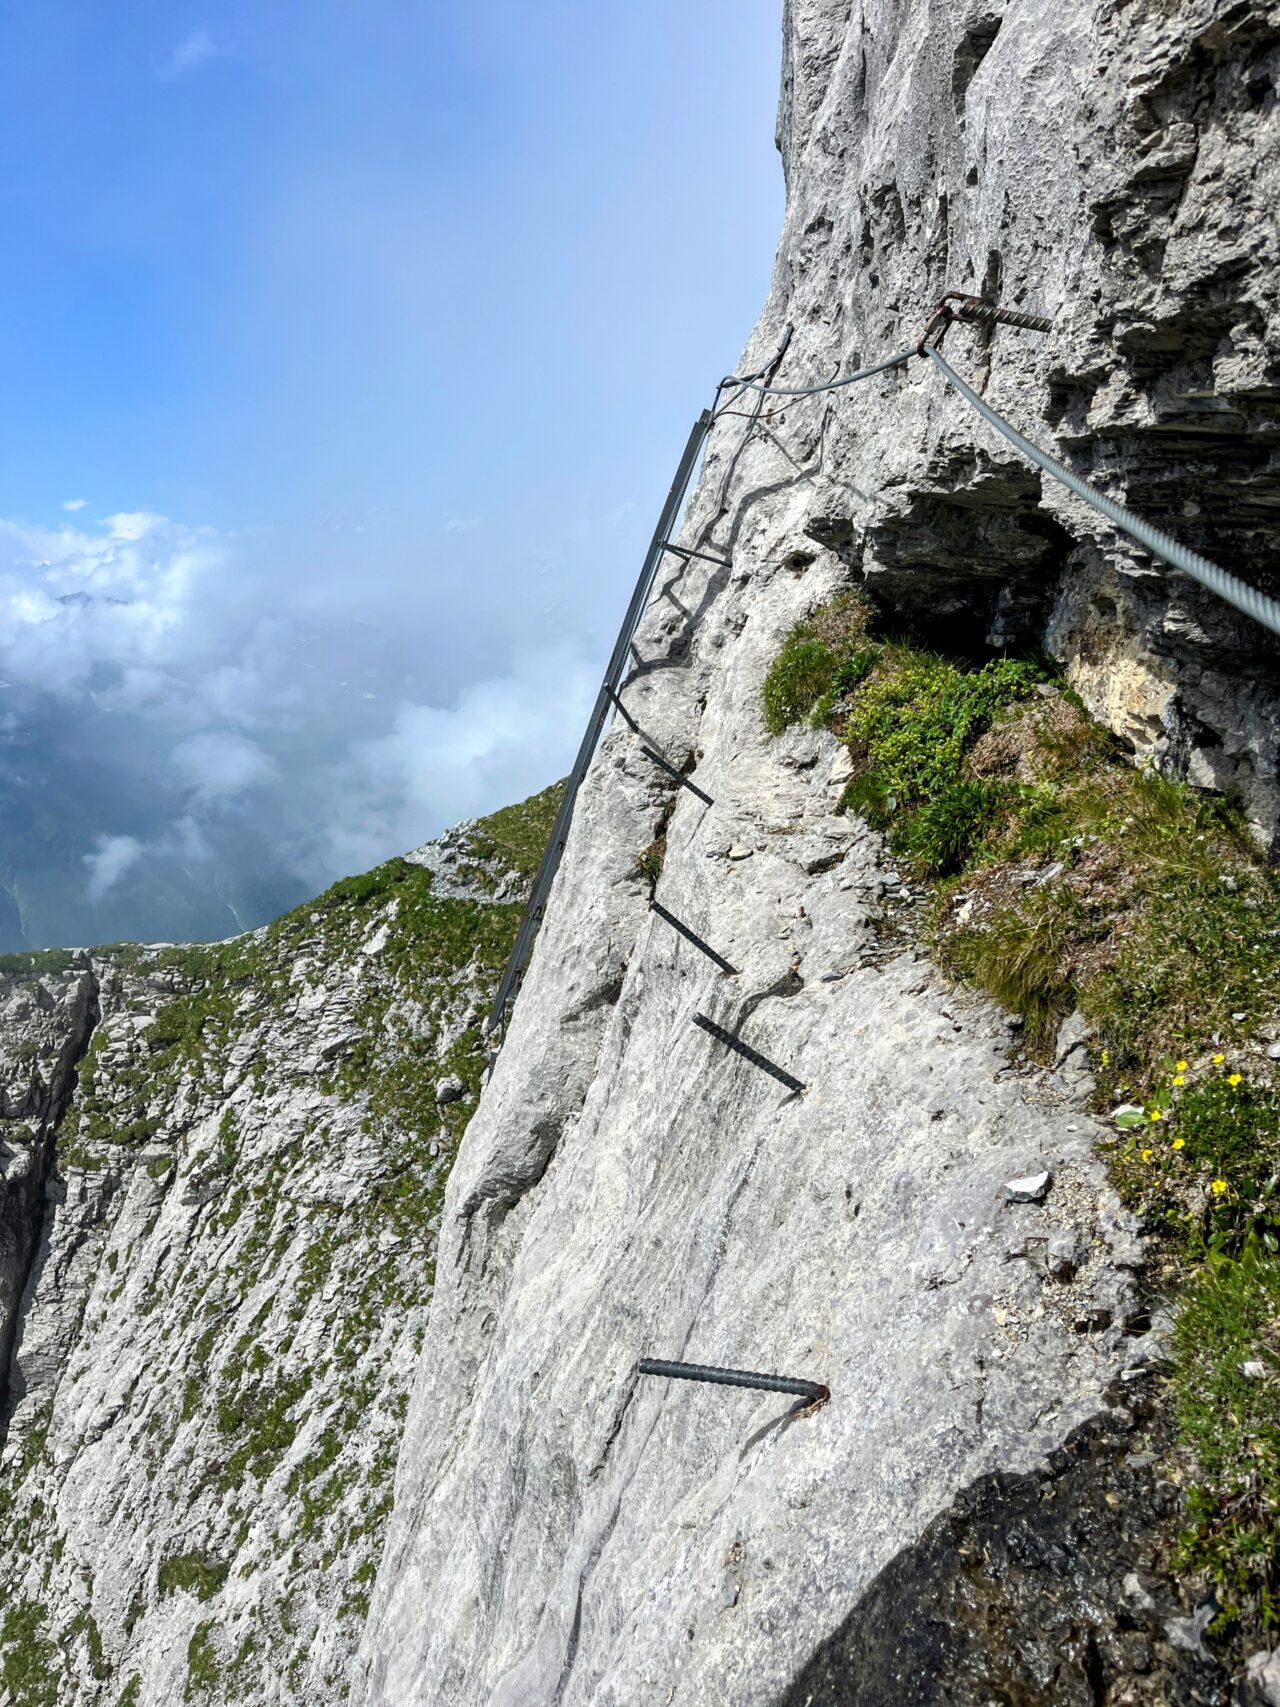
926 346 1280 640
718 346 914 402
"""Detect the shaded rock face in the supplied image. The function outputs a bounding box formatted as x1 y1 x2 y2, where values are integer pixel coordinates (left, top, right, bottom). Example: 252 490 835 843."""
356 2 1275 1703
0 815 545 1706
779 1389 1222 1707
780 0 1280 845
0 961 97 1407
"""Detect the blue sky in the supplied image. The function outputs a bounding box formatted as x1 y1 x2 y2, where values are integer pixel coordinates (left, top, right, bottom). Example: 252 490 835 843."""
0 1 784 944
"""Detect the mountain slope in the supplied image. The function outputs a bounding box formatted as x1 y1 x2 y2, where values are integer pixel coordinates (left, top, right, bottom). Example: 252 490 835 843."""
0 784 561 1707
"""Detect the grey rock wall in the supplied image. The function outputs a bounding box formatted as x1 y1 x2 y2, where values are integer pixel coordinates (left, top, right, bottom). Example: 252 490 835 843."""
357 1 1276 1701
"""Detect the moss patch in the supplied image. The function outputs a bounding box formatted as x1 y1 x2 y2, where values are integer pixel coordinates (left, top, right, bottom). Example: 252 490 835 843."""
762 594 878 735
184 1622 219 1700
0 1600 59 1707
1173 1249 1280 1632
462 780 566 885
158 1552 230 1602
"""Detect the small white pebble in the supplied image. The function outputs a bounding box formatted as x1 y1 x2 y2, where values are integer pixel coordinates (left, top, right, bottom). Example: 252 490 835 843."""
1005 1171 1052 1204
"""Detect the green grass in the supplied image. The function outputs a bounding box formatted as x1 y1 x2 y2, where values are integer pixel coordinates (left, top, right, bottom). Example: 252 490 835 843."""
158 1552 230 1602
67 1609 110 1683
1173 1250 1280 1629
0 1601 59 1707
31 779 569 1699
184 1622 219 1700
464 780 566 882
0 949 80 979
943 882 1085 1047
841 650 1047 848
761 594 878 735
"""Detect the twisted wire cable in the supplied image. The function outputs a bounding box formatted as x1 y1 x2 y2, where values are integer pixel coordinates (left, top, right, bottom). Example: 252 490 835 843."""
926 346 1280 640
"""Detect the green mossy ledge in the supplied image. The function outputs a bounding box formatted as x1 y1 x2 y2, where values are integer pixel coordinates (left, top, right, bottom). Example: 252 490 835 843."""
765 591 1280 1652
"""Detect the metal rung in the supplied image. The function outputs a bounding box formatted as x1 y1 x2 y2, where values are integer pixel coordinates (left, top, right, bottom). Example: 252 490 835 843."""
649 901 737 975
691 1011 805 1094
638 1357 828 1404
660 542 732 569
954 298 1053 334
639 746 714 806
604 683 640 733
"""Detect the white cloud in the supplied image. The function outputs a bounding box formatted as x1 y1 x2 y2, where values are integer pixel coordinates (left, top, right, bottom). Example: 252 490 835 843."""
157 29 216 80
0 510 221 694
0 496 599 929
444 517 481 535
103 510 164 542
85 835 143 903
62 498 87 513
324 643 594 873
173 731 276 800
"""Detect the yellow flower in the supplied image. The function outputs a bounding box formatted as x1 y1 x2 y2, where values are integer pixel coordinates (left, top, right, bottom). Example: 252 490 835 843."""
1149 1109 1163 1122
1172 1138 1185 1151
1227 1073 1242 1087
1141 1149 1154 1163
1172 1075 1186 1087
1101 1050 1111 1067
1176 1060 1188 1072
1210 1178 1228 1196
1213 1053 1225 1065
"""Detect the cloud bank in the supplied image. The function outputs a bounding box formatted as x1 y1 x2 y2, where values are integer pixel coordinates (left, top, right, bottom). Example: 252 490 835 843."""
0 507 590 946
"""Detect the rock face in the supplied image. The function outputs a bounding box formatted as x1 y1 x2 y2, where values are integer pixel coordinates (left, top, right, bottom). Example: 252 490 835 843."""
356 2 1276 1702
0 794 560 1706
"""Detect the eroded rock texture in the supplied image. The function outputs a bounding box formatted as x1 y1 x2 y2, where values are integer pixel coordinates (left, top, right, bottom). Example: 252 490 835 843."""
357 1 1276 1702
0 815 545 1706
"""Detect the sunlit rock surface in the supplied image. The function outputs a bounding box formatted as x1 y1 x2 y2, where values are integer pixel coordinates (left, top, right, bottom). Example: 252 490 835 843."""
357 1 1276 1701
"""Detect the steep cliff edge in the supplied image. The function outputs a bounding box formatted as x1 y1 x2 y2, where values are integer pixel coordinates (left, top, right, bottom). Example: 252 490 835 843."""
357 2 1279 1703
0 786 562 1706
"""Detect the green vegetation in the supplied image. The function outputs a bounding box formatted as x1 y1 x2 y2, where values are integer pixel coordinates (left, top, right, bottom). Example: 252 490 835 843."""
0 1600 59 1707
0 949 80 979
765 590 1280 1651
184 1622 219 1700
634 797 676 894
158 1552 230 1602
116 1681 140 1707
1174 1250 1280 1626
761 593 879 735
462 780 566 887
68 1608 110 1683
215 1370 312 1494
24 783 571 1692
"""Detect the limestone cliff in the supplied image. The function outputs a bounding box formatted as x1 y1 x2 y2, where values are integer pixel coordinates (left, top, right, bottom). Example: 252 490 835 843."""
2 2 1278 1703
355 2 1279 1703
0 788 561 1706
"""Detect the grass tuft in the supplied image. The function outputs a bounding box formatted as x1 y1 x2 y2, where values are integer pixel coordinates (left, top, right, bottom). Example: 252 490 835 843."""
761 593 876 734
